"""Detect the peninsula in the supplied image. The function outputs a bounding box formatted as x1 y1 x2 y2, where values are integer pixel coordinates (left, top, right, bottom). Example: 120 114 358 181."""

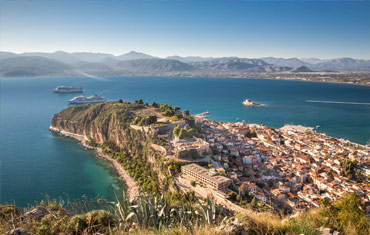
48 100 370 213
37 99 370 235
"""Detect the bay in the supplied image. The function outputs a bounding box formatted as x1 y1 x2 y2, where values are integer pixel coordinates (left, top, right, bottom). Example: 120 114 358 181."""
1 76 369 207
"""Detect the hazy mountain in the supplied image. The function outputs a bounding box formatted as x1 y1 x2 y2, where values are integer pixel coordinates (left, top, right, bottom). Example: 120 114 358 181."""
260 57 311 68
21 51 82 64
70 52 114 63
0 51 18 60
21 51 115 64
191 57 271 71
116 59 196 73
73 61 113 71
290 66 314 73
116 51 155 60
0 56 73 77
309 58 370 72
1 51 369 77
300 58 324 64
260 57 370 72
165 55 213 63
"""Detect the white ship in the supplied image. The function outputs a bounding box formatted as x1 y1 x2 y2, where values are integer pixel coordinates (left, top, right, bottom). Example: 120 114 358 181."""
53 86 83 93
68 95 106 104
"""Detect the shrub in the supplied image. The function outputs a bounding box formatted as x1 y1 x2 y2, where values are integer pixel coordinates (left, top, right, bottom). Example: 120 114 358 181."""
67 210 115 234
34 213 69 235
135 99 144 104
0 205 20 222
318 193 370 235
152 101 159 108
190 180 196 186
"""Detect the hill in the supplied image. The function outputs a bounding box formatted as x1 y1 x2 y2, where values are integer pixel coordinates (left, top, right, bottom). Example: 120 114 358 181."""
1 51 370 78
116 58 197 73
260 57 311 68
289 66 314 73
0 56 73 77
116 50 155 60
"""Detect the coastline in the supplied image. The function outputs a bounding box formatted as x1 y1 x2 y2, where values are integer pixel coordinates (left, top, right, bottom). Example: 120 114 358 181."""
48 126 139 201
1 74 369 87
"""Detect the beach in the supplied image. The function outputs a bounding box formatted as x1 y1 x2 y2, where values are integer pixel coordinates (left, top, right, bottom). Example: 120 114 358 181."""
48 126 139 201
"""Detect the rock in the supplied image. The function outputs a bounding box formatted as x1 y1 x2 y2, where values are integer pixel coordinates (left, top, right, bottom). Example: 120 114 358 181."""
319 227 340 235
19 206 73 223
7 228 35 235
19 207 49 222
48 208 73 218
217 223 248 235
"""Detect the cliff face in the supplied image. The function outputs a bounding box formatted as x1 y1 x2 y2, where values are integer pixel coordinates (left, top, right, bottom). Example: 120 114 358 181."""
50 102 142 148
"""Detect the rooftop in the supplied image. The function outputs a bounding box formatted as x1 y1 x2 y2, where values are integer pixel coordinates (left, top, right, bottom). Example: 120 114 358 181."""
182 163 231 184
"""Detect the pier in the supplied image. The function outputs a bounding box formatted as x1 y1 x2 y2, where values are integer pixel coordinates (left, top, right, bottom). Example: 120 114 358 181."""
194 111 210 117
305 100 370 105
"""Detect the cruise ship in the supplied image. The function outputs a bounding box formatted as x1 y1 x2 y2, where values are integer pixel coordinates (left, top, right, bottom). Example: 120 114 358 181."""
68 95 106 104
53 86 83 93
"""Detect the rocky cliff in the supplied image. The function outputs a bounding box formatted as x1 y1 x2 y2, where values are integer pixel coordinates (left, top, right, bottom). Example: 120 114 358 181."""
50 101 176 195
50 101 145 148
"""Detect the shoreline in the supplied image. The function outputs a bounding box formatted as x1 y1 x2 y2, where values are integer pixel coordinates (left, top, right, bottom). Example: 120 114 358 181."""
48 126 139 201
1 74 369 87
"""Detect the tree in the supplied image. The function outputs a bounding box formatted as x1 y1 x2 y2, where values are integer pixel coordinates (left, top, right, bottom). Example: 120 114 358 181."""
239 184 246 198
319 193 369 235
173 125 180 136
135 99 144 104
178 128 187 139
174 106 180 111
147 115 157 125
152 101 159 108
227 192 236 200
250 196 257 208
190 180 196 186
183 110 190 115
187 128 196 137
164 109 175 117
118 99 123 103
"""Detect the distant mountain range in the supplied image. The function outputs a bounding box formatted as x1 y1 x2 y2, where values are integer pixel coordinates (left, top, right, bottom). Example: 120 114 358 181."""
0 51 369 77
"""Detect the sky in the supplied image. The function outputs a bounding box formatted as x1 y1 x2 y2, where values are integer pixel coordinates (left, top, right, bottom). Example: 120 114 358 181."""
1 0 370 59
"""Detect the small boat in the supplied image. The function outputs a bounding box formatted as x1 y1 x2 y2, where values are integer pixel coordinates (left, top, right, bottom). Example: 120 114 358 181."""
53 86 83 93
242 99 264 106
68 94 106 104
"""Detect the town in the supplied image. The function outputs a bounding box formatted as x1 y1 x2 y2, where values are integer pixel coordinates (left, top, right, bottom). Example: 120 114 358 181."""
164 115 370 214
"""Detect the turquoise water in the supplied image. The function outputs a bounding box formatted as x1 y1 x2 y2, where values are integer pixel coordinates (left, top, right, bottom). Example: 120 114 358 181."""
1 76 370 207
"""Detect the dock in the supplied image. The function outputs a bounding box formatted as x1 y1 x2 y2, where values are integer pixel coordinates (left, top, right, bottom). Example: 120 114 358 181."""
194 111 210 117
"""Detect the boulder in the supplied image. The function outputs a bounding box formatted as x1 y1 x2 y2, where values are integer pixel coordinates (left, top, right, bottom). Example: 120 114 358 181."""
217 223 248 235
7 228 35 235
319 227 340 235
19 207 49 222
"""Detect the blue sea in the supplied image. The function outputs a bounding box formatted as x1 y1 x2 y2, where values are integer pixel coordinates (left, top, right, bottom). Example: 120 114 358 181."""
1 76 370 207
